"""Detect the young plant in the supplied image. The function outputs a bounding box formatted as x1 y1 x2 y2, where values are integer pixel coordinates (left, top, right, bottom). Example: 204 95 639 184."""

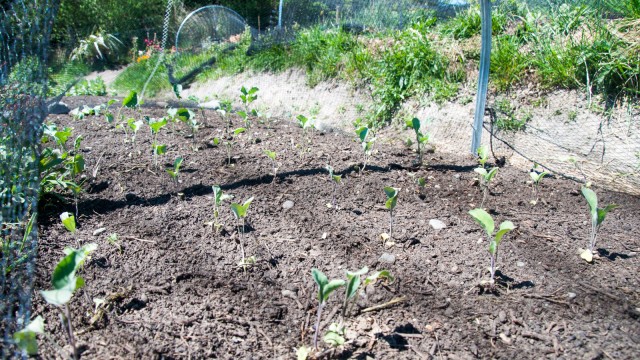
230 197 254 264
223 127 246 165
296 114 314 157
166 156 183 187
217 100 233 136
60 212 76 233
341 268 394 321
384 187 400 238
405 117 430 165
311 268 345 349
212 185 233 233
238 86 259 128
477 144 490 168
580 187 618 262
106 233 122 253
127 118 144 146
13 316 45 356
40 243 97 360
355 126 376 171
468 208 515 287
263 149 278 181
149 117 168 168
529 164 549 205
474 166 498 208
325 165 342 209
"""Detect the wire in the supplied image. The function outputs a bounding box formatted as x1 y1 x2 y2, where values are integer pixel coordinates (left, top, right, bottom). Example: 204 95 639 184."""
140 0 173 101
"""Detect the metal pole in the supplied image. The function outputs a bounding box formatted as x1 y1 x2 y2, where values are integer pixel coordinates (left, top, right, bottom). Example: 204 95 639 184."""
278 0 284 28
471 0 492 154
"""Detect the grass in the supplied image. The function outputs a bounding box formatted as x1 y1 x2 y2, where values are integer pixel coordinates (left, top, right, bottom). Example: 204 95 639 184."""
102 0 638 123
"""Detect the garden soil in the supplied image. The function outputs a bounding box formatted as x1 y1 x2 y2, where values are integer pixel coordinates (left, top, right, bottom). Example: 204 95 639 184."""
34 96 640 359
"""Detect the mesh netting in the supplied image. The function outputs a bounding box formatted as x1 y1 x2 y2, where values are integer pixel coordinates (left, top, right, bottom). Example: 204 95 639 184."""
1 0 57 356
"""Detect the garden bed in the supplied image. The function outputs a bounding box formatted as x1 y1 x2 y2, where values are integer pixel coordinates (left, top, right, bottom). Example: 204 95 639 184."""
34 96 640 359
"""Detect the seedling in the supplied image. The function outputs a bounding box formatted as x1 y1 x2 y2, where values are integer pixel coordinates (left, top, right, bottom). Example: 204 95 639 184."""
311 268 345 349
580 187 618 262
166 157 183 187
323 323 345 347
529 164 549 205
326 165 342 209
384 187 400 238
477 145 490 168
355 126 376 171
216 100 233 135
230 197 254 264
468 208 515 287
106 233 122 253
263 150 278 181
405 117 430 165
474 166 498 208
13 315 45 356
296 114 315 157
40 243 97 360
341 268 394 322
237 255 257 269
149 117 168 168
238 86 259 128
224 127 246 165
127 118 143 145
212 185 233 233
60 212 76 233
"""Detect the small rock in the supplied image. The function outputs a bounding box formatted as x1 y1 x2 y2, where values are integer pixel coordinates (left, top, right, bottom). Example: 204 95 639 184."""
378 253 395 264
453 174 461 179
498 310 507 323
429 219 446 230
567 292 577 299
356 317 372 331
155 101 168 108
93 227 106 236
516 261 525 267
499 333 512 345
281 289 296 299
282 200 294 210
450 265 459 274
140 294 148 303
48 101 70 114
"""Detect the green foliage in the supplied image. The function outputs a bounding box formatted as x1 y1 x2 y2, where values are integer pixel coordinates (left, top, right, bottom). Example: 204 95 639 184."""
70 30 122 63
580 187 618 260
468 208 515 285
529 164 549 205
230 197 253 220
40 243 97 307
405 117 429 165
311 268 345 348
166 157 183 185
384 186 400 238
477 145 489 168
59 212 76 233
13 316 45 356
66 78 107 96
355 126 376 170
441 4 507 40
491 35 529 91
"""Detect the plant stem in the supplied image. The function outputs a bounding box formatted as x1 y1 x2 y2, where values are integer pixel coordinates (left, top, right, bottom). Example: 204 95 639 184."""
389 209 393 238
313 302 324 349
332 183 337 209
490 254 496 285
239 219 246 263
63 305 77 360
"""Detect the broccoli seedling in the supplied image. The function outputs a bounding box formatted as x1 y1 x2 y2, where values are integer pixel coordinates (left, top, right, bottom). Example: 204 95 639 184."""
326 165 342 209
529 164 548 205
212 185 233 233
384 187 400 238
40 243 97 360
149 117 168 168
238 86 259 128
311 268 345 350
127 118 144 145
60 212 76 233
477 144 490 168
355 126 376 171
263 150 278 181
230 197 254 265
166 156 183 187
468 208 515 287
224 127 246 165
405 117 430 166
474 166 498 208
13 316 45 356
580 187 618 262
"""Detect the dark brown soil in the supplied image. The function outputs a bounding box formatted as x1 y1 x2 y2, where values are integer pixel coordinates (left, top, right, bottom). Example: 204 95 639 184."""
33 96 640 359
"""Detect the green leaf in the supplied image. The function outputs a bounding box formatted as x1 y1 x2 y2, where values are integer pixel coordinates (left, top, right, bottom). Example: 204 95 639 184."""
72 154 85 176
176 108 193 122
417 177 426 187
13 316 44 355
233 127 246 135
264 150 276 160
322 279 346 302
230 197 253 219
474 167 487 176
468 208 494 237
52 243 97 290
355 126 369 142
345 267 368 300
596 204 618 227
477 145 489 161
149 118 167 134
59 212 76 233
363 270 394 287
384 186 399 199
486 167 498 182
173 157 183 172
581 187 598 216
40 288 73 306
332 174 342 183
411 117 420 132
323 324 345 346
123 91 138 108
495 221 515 245
529 171 548 184
296 346 311 360
385 196 397 210
297 115 309 128
312 268 328 288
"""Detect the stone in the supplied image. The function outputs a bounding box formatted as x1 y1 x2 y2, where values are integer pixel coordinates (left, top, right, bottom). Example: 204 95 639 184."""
567 292 577 299
48 101 70 114
517 261 525 267
378 253 395 264
498 310 507 323
282 200 294 210
281 289 296 299
429 219 446 230
93 227 106 236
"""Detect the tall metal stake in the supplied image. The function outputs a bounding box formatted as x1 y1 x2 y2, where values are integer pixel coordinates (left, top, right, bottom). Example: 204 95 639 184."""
471 0 492 154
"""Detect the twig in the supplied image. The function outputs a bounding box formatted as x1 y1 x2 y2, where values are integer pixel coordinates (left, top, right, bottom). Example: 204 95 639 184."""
521 331 550 342
362 296 407 313
123 236 157 244
523 294 571 307
578 282 623 302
